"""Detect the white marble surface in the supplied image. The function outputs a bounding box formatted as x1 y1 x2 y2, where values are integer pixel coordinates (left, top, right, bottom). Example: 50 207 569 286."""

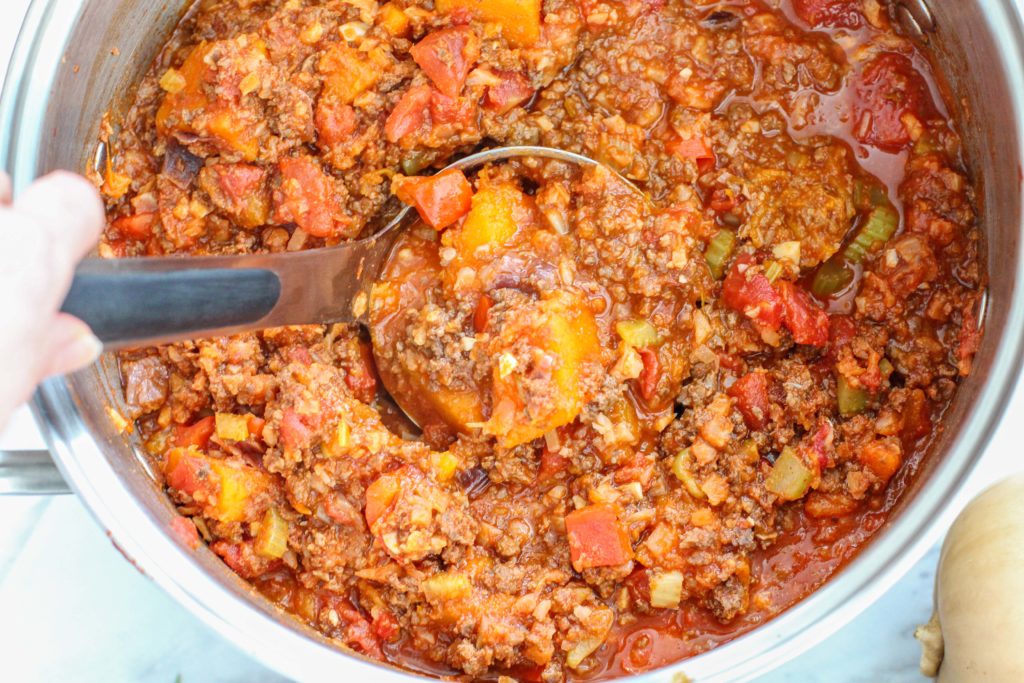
1 2 1022 681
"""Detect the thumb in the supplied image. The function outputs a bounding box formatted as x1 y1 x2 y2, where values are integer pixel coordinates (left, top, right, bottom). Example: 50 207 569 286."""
41 313 103 378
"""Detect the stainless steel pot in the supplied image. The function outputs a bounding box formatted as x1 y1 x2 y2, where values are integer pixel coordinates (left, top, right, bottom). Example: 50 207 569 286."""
2 1 1023 680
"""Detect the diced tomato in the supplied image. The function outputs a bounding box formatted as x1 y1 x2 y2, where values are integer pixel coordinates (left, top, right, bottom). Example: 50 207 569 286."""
274 156 342 237
708 188 735 213
287 346 313 366
344 340 379 404
385 85 432 143
215 164 264 203
112 212 156 240
174 415 216 449
365 473 402 527
474 294 493 333
246 415 266 440
565 504 634 571
315 100 357 147
279 409 313 451
727 371 771 430
792 0 863 28
409 26 480 98
721 257 784 329
164 449 215 498
170 515 200 550
211 539 275 579
623 567 651 604
777 281 830 347
429 89 477 127
668 136 713 162
372 610 400 643
393 168 473 230
538 446 569 483
484 71 535 114
200 162 269 229
637 348 660 403
325 595 384 658
807 419 834 469
827 315 857 361
901 388 932 443
853 53 936 152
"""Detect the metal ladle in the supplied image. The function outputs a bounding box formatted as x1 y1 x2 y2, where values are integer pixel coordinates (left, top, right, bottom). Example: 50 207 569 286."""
62 146 643 423
64 146 629 347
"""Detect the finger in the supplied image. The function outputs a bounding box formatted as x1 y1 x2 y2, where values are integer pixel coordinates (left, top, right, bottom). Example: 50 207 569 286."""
0 172 11 205
40 313 103 378
14 171 105 262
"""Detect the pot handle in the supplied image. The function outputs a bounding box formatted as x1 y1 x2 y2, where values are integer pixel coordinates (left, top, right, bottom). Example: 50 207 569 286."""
0 449 70 495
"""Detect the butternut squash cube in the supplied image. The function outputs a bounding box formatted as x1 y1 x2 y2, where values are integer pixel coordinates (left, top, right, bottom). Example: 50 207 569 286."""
484 292 601 448
435 0 542 46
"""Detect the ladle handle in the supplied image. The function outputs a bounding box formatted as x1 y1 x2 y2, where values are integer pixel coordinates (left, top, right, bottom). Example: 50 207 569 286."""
61 264 281 349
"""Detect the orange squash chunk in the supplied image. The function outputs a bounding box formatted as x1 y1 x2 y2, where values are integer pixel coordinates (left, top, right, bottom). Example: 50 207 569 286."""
484 291 601 448
435 0 542 47
155 39 267 161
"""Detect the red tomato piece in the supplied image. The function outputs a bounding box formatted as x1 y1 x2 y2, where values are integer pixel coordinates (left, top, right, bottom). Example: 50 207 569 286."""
853 53 936 152
393 168 473 230
385 85 432 143
428 89 477 127
708 188 735 213
827 315 858 361
807 419 834 469
174 415 216 449
565 504 634 571
165 450 215 498
112 212 156 240
315 100 357 147
246 415 266 439
409 26 480 98
727 371 771 430
668 136 713 161
211 539 275 579
372 610 400 643
792 0 863 28
170 515 201 550
344 340 379 404
721 257 784 329
474 294 493 333
637 348 660 403
364 473 402 527
901 389 932 443
484 71 535 114
538 446 569 483
777 281 830 347
279 409 313 451
274 156 341 237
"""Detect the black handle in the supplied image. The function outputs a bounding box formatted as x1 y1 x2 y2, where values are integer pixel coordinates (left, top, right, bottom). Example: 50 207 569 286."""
61 267 282 347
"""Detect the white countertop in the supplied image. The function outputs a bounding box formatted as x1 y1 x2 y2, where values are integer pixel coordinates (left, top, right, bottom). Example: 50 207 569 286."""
1 2 1021 681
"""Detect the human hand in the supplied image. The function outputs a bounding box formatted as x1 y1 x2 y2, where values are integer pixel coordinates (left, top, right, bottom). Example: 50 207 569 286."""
0 171 105 429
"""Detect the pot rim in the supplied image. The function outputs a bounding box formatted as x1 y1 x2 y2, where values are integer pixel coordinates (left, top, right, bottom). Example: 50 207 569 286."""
4 0 1024 681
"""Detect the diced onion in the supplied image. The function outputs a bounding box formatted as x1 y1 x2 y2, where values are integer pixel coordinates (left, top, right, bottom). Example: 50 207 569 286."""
421 572 471 601
649 570 684 609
